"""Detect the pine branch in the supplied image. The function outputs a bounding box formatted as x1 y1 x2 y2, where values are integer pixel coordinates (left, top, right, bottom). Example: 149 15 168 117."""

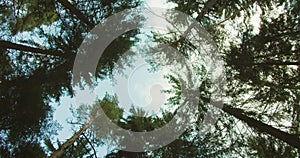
56 0 94 29
0 40 63 57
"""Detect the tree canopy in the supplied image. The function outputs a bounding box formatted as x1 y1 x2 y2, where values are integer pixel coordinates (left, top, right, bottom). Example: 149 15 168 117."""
0 0 299 157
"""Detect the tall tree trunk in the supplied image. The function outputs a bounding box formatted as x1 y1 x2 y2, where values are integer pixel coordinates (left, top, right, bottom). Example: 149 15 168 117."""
221 105 300 149
204 97 300 148
0 40 62 57
253 61 300 66
295 58 300 155
49 114 102 158
56 0 94 29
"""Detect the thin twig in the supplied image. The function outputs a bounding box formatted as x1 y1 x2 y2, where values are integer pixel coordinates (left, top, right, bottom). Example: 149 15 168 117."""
211 9 240 27
82 132 98 158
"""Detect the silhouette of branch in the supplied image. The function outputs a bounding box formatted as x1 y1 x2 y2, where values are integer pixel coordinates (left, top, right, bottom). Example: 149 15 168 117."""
82 132 98 158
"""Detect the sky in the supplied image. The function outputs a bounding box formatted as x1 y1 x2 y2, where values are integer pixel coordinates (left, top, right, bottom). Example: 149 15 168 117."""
50 0 274 155
52 0 176 156
4 0 288 156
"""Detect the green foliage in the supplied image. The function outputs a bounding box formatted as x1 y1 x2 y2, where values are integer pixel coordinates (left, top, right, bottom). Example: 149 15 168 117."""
14 142 47 158
247 135 298 157
0 0 141 157
96 93 124 123
13 0 59 34
1 0 299 157
146 0 300 157
164 75 182 105
96 29 140 80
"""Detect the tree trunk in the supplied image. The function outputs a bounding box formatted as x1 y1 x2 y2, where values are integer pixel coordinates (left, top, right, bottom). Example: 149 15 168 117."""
0 40 62 57
221 105 300 149
265 30 300 43
56 0 94 29
253 61 300 66
205 98 300 148
49 114 102 158
196 0 217 22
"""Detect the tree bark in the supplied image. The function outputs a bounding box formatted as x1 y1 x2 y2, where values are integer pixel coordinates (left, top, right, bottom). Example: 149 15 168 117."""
253 61 300 66
203 96 300 149
0 40 62 57
49 114 102 158
195 0 217 22
56 0 94 29
221 104 300 149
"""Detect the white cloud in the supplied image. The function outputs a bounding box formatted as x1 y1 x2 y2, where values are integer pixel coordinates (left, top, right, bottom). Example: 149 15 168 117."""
146 0 177 8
